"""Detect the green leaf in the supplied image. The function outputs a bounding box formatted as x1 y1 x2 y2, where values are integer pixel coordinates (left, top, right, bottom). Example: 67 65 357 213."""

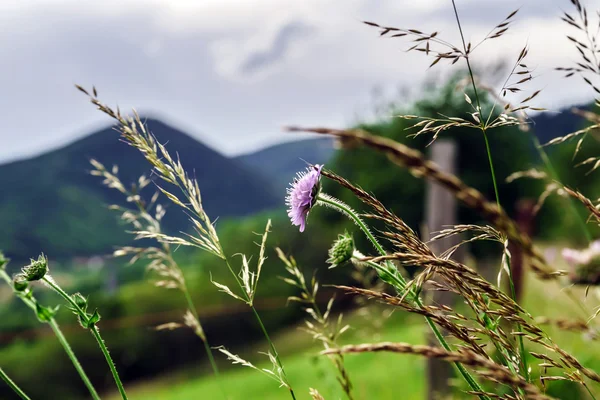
87 309 101 327
35 302 58 323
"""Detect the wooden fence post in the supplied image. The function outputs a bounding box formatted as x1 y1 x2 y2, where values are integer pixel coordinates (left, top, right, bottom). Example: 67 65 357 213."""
424 139 462 399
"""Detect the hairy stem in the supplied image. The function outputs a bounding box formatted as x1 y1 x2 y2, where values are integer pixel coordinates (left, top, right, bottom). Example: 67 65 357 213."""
43 276 128 400
90 326 128 400
0 368 30 400
0 270 100 399
317 195 386 255
48 319 101 400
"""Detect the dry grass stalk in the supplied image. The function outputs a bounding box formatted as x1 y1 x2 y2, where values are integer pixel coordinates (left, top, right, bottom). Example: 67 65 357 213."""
323 342 550 400
77 85 224 260
287 126 559 280
90 159 207 338
564 186 600 223
316 167 600 390
364 8 543 135
362 249 600 387
309 388 325 400
277 249 354 400
333 285 488 358
556 0 600 95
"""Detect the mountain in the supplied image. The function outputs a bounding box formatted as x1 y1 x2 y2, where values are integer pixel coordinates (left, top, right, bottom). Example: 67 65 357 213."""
235 137 337 198
0 119 279 261
530 103 594 145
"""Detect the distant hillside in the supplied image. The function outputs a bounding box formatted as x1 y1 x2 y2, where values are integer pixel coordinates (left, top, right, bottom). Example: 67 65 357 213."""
235 137 336 198
531 103 593 145
0 119 279 261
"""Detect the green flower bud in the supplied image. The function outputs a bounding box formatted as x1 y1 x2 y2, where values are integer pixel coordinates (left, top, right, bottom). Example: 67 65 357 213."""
21 254 49 281
73 293 88 312
0 252 8 270
327 232 355 268
13 275 29 292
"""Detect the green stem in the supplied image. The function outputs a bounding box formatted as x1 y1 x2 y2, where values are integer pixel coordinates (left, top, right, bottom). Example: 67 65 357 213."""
481 131 501 207
90 326 128 400
250 306 297 400
532 135 592 242
181 286 227 399
0 271 100 399
451 0 529 385
317 195 386 255
129 191 225 398
43 276 128 400
320 195 488 399
0 368 30 400
361 258 487 398
42 277 83 312
48 319 101 400
504 256 530 382
221 259 296 399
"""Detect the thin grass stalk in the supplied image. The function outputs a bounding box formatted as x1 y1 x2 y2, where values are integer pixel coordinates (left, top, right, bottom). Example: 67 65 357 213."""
79 88 294 398
221 257 296 400
96 164 225 396
42 277 128 400
311 305 353 400
505 254 530 383
532 135 593 242
451 0 529 381
180 286 224 397
279 251 354 399
0 368 30 400
360 257 489 398
319 195 488 399
0 270 100 400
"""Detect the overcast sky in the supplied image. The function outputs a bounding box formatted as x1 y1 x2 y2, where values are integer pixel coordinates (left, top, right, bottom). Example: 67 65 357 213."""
0 0 597 163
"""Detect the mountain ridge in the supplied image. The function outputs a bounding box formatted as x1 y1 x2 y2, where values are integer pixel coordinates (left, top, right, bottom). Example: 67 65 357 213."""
0 118 280 261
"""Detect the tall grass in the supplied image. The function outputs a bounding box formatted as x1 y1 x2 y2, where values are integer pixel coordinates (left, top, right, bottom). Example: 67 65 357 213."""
3 0 600 399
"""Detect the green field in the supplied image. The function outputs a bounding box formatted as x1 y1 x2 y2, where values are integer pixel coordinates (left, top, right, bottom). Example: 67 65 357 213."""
108 311 427 400
107 266 600 400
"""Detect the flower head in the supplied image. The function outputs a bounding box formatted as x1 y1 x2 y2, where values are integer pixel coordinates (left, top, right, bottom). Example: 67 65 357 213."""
562 240 600 284
21 254 49 281
286 165 323 232
327 232 355 268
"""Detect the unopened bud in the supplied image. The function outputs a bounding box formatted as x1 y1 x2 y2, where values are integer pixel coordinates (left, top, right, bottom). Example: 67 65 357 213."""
21 254 49 281
327 232 355 268
73 293 88 311
13 275 28 292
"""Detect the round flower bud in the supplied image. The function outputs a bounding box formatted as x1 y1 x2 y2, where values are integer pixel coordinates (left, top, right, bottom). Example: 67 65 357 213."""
73 293 88 311
21 254 49 281
13 275 29 292
327 232 355 268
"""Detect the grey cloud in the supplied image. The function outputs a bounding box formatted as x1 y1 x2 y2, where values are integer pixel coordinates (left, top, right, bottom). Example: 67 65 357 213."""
240 20 315 75
0 0 594 164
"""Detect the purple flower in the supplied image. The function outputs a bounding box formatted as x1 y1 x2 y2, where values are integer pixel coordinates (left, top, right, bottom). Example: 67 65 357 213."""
286 165 323 232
